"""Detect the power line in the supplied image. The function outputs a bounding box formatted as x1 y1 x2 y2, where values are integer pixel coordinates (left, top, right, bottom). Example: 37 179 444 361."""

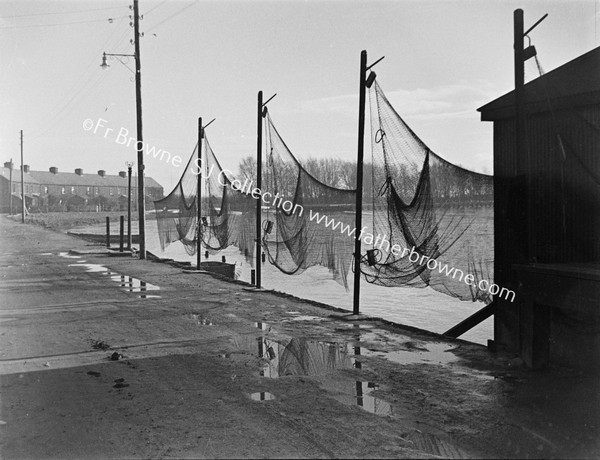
146 2 197 33
0 16 128 30
0 6 125 19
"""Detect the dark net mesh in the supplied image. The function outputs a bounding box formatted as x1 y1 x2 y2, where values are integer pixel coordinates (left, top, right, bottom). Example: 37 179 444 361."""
153 144 199 255
363 81 494 302
262 113 357 288
153 135 256 263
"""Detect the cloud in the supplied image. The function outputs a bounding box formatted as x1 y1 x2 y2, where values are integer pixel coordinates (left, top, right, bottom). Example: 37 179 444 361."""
299 80 501 123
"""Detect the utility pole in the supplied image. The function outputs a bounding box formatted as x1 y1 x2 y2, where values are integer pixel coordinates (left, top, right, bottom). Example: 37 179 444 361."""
133 0 146 259
20 130 24 223
352 50 383 316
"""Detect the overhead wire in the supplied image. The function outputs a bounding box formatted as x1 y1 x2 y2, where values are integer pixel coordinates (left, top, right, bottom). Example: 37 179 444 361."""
0 16 128 29
0 6 125 19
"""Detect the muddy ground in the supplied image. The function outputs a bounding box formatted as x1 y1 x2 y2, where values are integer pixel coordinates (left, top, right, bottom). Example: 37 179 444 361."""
0 215 598 459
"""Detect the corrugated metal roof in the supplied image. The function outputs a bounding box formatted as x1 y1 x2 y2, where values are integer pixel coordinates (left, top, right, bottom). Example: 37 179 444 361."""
479 46 600 121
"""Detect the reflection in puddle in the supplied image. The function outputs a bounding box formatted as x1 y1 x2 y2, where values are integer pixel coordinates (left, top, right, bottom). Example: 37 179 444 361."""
232 334 393 416
355 342 459 366
187 313 213 326
110 275 160 292
249 392 275 401
66 260 161 299
332 381 393 416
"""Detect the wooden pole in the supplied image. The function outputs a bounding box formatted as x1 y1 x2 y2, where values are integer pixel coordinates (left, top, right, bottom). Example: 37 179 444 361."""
127 164 132 250
8 158 12 215
119 215 124 252
514 9 528 262
133 0 146 259
352 51 367 315
197 117 203 270
256 91 263 288
20 130 24 223
106 216 110 248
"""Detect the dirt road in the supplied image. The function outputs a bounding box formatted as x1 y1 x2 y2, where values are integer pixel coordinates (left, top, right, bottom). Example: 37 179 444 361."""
0 216 598 458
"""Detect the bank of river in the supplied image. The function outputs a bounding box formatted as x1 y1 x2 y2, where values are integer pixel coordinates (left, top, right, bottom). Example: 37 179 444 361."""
71 218 492 345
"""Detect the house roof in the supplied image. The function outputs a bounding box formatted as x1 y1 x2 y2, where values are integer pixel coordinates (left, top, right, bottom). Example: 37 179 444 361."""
0 168 39 184
478 46 600 121
0 167 162 190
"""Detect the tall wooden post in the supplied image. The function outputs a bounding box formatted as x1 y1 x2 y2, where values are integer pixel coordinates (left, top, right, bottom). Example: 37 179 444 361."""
8 158 13 215
20 130 24 223
127 164 132 250
352 51 368 315
133 0 146 259
256 91 263 288
197 117 203 270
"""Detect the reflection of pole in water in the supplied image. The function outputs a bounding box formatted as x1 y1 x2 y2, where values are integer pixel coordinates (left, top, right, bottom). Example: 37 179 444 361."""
355 381 364 407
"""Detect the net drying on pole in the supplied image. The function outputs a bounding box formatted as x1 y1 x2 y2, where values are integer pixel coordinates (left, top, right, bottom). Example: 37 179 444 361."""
261 112 357 289
363 81 494 302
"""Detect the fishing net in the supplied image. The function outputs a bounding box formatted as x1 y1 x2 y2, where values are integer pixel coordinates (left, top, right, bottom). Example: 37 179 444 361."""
153 144 199 255
262 112 357 288
153 135 256 263
363 81 494 302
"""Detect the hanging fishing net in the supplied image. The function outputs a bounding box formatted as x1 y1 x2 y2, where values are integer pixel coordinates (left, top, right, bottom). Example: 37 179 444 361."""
363 81 494 302
261 112 357 288
153 135 256 263
153 143 199 255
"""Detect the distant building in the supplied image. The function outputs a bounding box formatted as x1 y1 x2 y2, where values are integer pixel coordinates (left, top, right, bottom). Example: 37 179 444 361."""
0 164 163 213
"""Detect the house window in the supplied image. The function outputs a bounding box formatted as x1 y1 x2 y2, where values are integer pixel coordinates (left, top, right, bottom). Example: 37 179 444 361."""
44 186 48 194
95 187 99 195
117 187 120 195
61 187 65 195
86 187 91 196
109 188 113 196
71 186 75 194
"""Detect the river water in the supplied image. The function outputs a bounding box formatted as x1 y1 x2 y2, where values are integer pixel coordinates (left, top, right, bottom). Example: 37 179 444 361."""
74 216 493 345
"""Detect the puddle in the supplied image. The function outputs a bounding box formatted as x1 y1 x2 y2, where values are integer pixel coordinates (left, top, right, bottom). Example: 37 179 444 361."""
186 313 213 326
249 392 275 401
67 261 161 298
354 342 459 366
69 263 109 273
284 315 326 322
110 275 160 292
332 381 393 417
58 252 82 259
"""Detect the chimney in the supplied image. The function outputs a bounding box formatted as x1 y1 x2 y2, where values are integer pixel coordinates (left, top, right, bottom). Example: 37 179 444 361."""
75 168 83 176
118 171 126 178
49 167 58 174
3 161 12 169
97 170 106 177
23 165 30 173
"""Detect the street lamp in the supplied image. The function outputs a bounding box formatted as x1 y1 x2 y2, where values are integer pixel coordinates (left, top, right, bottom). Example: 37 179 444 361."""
100 0 146 259
125 161 134 251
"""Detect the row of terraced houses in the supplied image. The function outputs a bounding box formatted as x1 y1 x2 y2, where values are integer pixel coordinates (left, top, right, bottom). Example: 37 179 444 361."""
0 162 163 213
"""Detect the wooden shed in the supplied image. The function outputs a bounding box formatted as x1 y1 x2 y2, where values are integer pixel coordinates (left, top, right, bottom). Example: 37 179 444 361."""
478 46 600 369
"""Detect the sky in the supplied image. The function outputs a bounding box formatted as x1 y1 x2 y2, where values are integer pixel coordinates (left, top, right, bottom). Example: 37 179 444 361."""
1 0 598 192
